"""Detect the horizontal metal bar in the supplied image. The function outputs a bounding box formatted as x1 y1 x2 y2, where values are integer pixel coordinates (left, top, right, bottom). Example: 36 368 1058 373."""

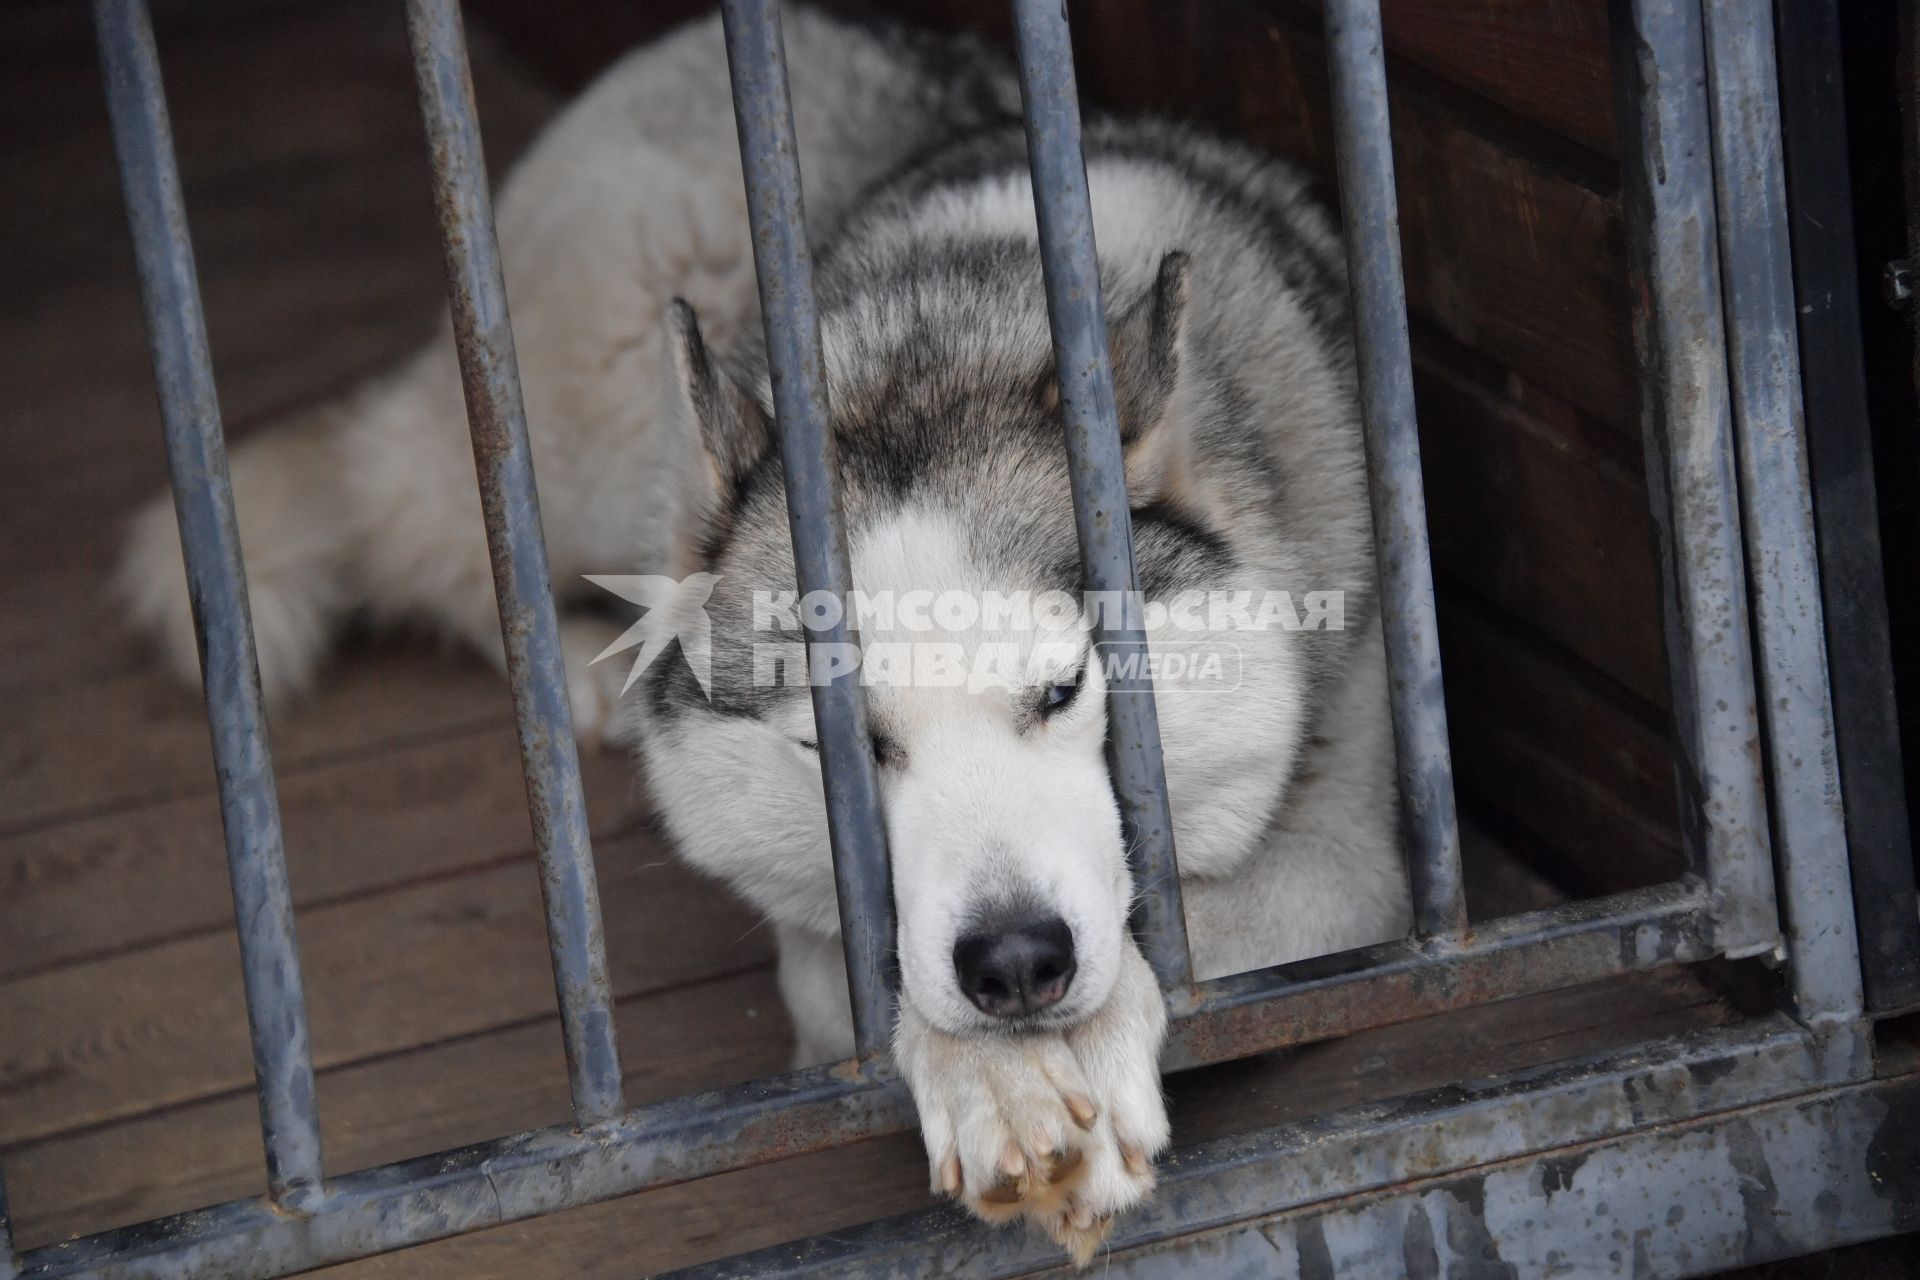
18 1063 911 1280
16 880 1728 1279
1701 0 1863 1029
1612 0 1780 959
1162 878 1714 1069
1774 0 1920 1015
1154 1074 1912 1280
664 1016 1880 1278
718 0 898 1057
92 0 324 1208
1010 0 1193 988
403 0 623 1122
1320 0 1466 939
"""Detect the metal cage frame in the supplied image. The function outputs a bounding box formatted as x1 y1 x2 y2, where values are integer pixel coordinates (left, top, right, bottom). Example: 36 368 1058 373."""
2 0 1913 1276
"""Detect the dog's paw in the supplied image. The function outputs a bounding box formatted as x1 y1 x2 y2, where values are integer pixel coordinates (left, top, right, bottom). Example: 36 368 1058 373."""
893 941 1170 1267
1040 943 1171 1263
893 1005 1099 1226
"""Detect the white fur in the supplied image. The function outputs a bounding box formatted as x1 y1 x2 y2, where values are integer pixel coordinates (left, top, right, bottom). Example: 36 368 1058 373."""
114 8 1408 1263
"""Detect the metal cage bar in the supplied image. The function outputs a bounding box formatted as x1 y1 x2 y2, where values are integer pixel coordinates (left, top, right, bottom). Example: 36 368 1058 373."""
661 1014 1869 1279
1320 0 1467 939
719 0 899 1056
0 1162 17 1280
1775 0 1920 1015
92 0 326 1208
14 882 1721 1280
1010 0 1194 987
404 0 624 1123
1701 0 1863 1028
30 1 1885 1277
1611 0 1781 960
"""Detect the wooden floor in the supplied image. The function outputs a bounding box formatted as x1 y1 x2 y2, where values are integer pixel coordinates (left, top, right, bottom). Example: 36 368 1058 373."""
0 3 1821 1276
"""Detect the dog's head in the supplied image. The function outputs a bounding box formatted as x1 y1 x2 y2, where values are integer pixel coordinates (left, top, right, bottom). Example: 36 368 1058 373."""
633 251 1319 1040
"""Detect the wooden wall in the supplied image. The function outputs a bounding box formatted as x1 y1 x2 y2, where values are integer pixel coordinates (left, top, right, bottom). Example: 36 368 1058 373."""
467 0 1686 897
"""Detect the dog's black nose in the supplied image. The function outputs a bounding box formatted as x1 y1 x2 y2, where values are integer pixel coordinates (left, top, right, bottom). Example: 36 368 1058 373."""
953 916 1076 1017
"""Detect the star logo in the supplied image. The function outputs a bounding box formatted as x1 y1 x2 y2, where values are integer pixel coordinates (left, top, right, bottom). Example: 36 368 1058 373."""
582 573 721 697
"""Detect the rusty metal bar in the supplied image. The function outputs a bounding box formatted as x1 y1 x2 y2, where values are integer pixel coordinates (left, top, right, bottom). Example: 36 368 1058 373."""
1775 0 1920 1015
403 0 623 1123
1611 0 1781 959
92 0 324 1208
668 1016 1881 1279
1701 0 1863 1028
1160 879 1713 1069
1321 0 1467 939
718 0 898 1056
13 879 1726 1280
1010 0 1195 987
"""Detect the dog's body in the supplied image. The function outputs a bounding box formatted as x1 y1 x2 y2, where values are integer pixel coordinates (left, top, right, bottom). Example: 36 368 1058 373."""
119 8 1409 1261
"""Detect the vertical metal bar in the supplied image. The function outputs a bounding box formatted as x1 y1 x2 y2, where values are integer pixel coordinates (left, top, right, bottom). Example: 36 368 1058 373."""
0 1160 17 1280
1610 0 1781 958
404 0 623 1122
92 0 325 1208
1011 0 1194 987
1776 0 1920 1014
719 0 898 1056
1702 0 1863 1026
1320 0 1467 939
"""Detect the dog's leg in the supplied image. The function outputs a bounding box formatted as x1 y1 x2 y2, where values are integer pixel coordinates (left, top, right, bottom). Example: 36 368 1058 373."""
893 939 1168 1267
775 924 856 1068
1047 939 1170 1261
557 614 632 749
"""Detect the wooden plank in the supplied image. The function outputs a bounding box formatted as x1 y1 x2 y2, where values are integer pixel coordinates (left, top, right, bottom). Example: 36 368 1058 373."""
1066 0 1637 435
310 972 1730 1278
0 651 518 836
460 0 1637 436
0 833 768 1149
0 724 641 980
1416 328 1668 709
1165 968 1733 1141
6 966 791 1249
14 963 1724 1269
0 0 555 685
1439 596 1685 893
1375 0 1616 161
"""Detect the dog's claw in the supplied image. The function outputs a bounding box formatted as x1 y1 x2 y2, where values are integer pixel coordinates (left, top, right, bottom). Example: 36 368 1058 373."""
1050 1209 1117 1267
1065 1093 1098 1130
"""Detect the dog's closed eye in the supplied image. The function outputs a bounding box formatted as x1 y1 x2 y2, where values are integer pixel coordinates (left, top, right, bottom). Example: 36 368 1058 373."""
1036 659 1088 721
795 734 903 768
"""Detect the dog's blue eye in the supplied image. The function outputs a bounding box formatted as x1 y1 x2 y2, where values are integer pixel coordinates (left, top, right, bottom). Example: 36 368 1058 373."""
1043 682 1079 714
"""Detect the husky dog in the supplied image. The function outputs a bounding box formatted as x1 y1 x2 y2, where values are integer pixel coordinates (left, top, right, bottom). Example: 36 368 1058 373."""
118 6 1409 1263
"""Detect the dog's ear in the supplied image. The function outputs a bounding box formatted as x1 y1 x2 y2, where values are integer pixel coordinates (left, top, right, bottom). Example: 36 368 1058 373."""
1108 251 1195 505
667 298 772 498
